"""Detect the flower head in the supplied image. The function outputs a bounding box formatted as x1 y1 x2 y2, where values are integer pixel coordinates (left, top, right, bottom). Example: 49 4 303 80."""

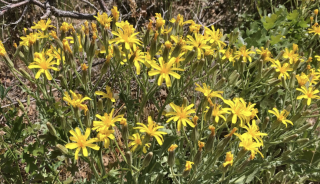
268 108 293 127
224 127 238 137
185 161 194 171
210 104 230 123
223 151 234 167
195 83 224 100
63 90 91 114
235 45 255 63
222 48 234 63
60 22 70 32
31 18 55 31
20 33 38 47
95 86 116 102
134 116 167 145
204 25 226 48
28 52 58 80
0 41 6 56
110 28 141 50
148 57 184 87
62 39 72 54
209 125 216 136
65 128 100 160
184 33 211 59
111 6 120 22
94 12 112 29
256 47 273 62
168 144 178 151
235 133 264 159
242 120 268 145
129 133 150 153
283 48 299 64
96 128 115 148
224 98 252 126
271 60 292 80
198 141 205 151
296 73 309 86
166 102 196 132
296 86 320 105
93 109 124 131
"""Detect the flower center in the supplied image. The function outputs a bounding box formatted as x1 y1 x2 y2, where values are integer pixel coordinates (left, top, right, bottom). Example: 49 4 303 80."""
39 61 49 70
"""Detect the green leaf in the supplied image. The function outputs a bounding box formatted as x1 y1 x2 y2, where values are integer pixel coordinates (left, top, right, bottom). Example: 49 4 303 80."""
270 34 282 45
262 14 278 30
287 10 299 20
299 20 309 28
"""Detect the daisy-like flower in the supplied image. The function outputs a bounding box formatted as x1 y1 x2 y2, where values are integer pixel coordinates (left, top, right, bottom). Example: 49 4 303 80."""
63 90 92 114
235 45 255 62
66 34 83 52
60 22 70 32
31 18 55 31
134 116 167 145
116 21 135 35
20 33 38 47
155 13 165 29
204 25 226 48
95 86 116 102
166 102 196 132
268 108 293 127
96 128 115 148
224 98 252 126
198 141 205 151
195 83 224 100
0 41 6 56
223 151 234 167
62 39 72 54
184 161 194 171
271 60 293 80
94 12 112 29
110 29 142 50
148 57 184 87
65 128 100 160
128 133 150 153
242 120 268 145
256 47 273 62
171 35 186 47
128 48 145 75
283 48 299 64
28 52 58 80
183 20 201 33
308 23 320 36
315 55 320 62
93 109 124 131
184 33 211 59
296 73 309 86
168 144 178 151
234 133 264 160
222 48 234 63
111 6 120 22
296 86 320 105
46 46 64 65
209 104 230 123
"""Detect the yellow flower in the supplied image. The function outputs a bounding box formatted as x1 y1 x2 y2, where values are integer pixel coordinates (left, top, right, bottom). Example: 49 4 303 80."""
128 48 145 75
268 108 293 127
0 41 6 56
183 20 201 33
110 29 142 50
95 86 116 102
111 6 120 22
155 13 165 29
28 52 58 80
271 60 292 80
242 120 268 145
235 45 255 63
224 98 251 126
60 22 70 32
134 116 167 145
31 18 55 31
184 33 211 59
235 133 264 160
222 48 234 63
308 69 320 84
128 133 150 153
94 12 112 29
309 23 320 36
223 151 234 167
315 9 319 15
209 125 215 136
116 21 135 35
166 102 196 132
20 33 38 47
96 128 115 148
315 55 320 61
195 83 224 100
49 31 58 39
65 128 100 160
256 47 273 62
283 48 299 64
296 86 320 105
184 161 194 171
148 57 184 87
210 104 230 123
204 25 226 48
63 90 91 114
296 73 309 86
93 109 124 131
46 46 64 65
198 141 205 151
168 144 178 151
66 35 83 52
81 63 88 71
170 14 184 26
171 35 186 47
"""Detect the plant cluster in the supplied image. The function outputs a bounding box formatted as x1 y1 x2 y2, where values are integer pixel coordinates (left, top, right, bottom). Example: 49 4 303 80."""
1 3 320 183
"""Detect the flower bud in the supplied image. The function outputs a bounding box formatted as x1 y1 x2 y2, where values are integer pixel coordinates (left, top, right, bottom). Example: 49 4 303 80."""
19 68 32 81
295 122 312 134
289 72 296 89
84 111 91 127
267 78 281 87
113 44 121 61
285 104 292 113
274 170 284 182
215 136 232 156
281 76 288 89
81 69 88 84
315 9 319 15
58 74 68 89
283 134 298 143
263 67 276 78
56 144 69 155
266 171 272 180
193 150 202 166
191 125 199 143
125 151 132 167
142 152 153 168
120 106 127 115
228 70 239 85
182 169 191 177
272 148 281 158
207 63 220 75
205 126 215 153
182 97 188 107
46 122 57 137
296 138 309 145
101 60 110 76
236 160 250 174
184 50 196 64
121 119 128 143
292 59 301 71
214 77 226 90
275 51 284 60
98 98 104 112
168 144 178 167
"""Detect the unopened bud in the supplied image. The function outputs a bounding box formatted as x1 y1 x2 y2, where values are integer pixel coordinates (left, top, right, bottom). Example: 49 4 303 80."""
113 44 121 61
292 60 301 71
205 130 215 153
142 152 153 168
281 76 288 89
98 98 104 112
46 122 57 137
267 78 281 87
19 68 32 81
272 148 281 158
263 67 275 78
215 136 231 156
274 170 284 181
297 138 309 145
184 50 196 64
182 169 191 177
289 72 296 89
283 134 298 143
296 122 312 134
125 151 132 167
56 144 68 155
214 77 226 90
119 106 127 115
228 71 239 85
84 111 91 127
182 97 188 107
285 105 292 113
193 150 202 166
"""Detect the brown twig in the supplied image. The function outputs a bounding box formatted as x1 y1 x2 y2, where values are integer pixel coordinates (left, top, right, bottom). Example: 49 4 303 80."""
80 0 99 12
97 0 111 15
